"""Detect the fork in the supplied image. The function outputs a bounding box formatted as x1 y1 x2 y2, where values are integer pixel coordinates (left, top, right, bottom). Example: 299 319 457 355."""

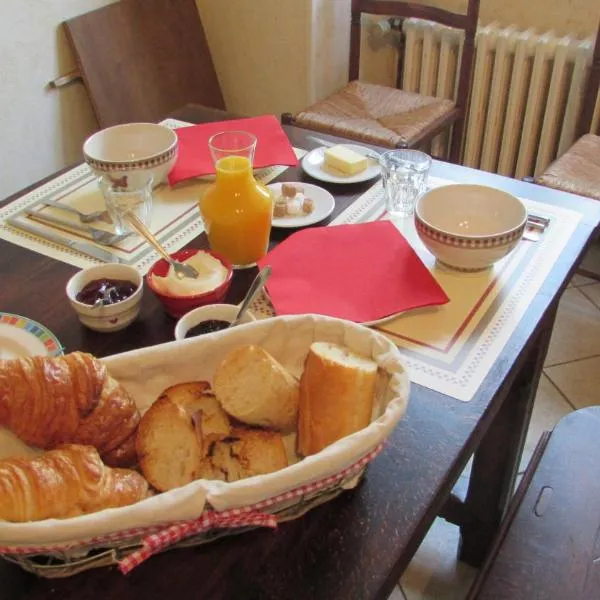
42 199 111 224
25 210 131 245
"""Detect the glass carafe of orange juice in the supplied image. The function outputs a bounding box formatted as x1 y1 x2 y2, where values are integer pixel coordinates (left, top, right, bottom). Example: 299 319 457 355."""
199 131 273 268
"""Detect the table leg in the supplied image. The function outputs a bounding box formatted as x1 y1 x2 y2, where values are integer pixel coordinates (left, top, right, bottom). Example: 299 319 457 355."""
457 306 558 567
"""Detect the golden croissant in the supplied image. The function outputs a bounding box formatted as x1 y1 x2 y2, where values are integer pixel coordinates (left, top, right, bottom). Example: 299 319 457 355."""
0 445 149 522
0 352 140 466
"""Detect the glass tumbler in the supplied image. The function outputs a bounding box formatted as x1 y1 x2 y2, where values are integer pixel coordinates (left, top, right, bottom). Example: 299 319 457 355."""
380 150 432 218
99 172 154 235
199 131 273 269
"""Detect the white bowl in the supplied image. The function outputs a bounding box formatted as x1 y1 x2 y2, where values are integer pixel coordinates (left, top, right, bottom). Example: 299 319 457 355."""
414 184 527 272
83 123 178 187
66 264 143 332
174 303 256 341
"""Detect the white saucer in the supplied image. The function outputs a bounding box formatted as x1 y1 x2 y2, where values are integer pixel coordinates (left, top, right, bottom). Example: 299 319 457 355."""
301 145 382 184
268 182 335 228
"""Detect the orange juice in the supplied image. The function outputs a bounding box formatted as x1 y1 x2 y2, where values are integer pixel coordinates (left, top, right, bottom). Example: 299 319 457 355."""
199 156 273 267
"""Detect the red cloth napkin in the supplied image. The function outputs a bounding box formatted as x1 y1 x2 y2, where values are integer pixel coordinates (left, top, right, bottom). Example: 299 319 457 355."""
258 221 449 323
168 115 298 185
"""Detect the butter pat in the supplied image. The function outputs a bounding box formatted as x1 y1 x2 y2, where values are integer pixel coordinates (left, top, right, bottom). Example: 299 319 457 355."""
323 145 368 175
152 252 228 297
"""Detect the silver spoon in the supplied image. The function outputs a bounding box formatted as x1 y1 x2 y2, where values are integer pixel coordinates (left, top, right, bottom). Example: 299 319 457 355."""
92 286 117 309
125 213 199 280
229 266 272 328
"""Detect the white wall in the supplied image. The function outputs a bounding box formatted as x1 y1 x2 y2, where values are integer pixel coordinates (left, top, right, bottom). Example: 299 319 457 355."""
0 1 115 200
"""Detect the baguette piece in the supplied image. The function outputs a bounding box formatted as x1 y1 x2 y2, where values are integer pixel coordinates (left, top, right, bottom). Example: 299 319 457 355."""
136 381 231 491
298 342 377 456
200 427 288 482
0 444 149 522
213 345 299 430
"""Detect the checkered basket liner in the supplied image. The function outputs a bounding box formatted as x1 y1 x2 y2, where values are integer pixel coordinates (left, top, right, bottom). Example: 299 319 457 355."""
0 444 383 578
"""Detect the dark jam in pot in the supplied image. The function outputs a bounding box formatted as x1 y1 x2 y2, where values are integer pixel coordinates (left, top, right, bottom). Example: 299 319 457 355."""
76 278 137 306
185 319 230 338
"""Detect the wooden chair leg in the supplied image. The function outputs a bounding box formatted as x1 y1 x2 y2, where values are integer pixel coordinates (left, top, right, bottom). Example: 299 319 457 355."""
448 117 465 164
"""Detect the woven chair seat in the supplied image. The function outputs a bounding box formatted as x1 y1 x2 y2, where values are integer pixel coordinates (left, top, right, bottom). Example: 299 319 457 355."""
536 134 600 201
293 81 455 148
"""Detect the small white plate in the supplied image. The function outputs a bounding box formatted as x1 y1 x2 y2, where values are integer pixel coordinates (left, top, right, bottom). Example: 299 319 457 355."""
0 313 63 360
361 311 406 327
301 145 382 184
268 182 335 228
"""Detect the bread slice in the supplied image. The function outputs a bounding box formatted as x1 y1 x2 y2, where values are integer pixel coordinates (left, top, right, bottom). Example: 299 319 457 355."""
298 342 378 456
213 345 299 431
207 427 288 482
159 381 231 456
135 395 203 492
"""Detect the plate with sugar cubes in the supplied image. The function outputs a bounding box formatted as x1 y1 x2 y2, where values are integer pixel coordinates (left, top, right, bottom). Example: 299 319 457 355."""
301 144 382 184
268 182 335 228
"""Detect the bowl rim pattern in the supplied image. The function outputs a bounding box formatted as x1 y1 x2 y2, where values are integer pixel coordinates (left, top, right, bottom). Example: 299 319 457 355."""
84 145 178 173
414 217 526 249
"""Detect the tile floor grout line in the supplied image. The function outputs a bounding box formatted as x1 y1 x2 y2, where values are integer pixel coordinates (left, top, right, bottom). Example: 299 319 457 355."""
544 351 600 370
542 370 579 412
579 286 600 310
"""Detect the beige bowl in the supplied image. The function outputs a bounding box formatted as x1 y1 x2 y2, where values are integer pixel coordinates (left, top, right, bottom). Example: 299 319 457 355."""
83 123 178 188
66 264 143 332
414 184 527 272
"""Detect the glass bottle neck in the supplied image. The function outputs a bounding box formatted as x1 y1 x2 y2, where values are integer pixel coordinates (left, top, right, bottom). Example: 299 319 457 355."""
214 156 254 187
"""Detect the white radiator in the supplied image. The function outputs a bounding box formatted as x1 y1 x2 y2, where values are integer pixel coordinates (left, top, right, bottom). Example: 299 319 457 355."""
400 19 599 178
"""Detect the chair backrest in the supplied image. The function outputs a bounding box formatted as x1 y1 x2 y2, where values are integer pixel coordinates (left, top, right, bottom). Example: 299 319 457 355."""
576 23 600 137
348 0 480 112
65 0 225 129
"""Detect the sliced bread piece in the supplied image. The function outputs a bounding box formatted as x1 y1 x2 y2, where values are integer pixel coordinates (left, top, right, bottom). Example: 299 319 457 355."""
135 395 203 492
298 342 377 456
160 381 231 456
209 427 288 483
213 345 299 430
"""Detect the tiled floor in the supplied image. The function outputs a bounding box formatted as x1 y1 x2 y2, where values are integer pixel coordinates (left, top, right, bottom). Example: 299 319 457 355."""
390 242 600 600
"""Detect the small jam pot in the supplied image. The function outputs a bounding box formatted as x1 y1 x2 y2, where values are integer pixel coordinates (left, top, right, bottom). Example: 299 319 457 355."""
174 303 256 341
66 264 143 333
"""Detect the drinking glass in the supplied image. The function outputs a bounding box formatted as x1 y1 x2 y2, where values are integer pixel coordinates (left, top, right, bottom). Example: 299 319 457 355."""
380 150 432 218
199 131 273 269
99 173 153 235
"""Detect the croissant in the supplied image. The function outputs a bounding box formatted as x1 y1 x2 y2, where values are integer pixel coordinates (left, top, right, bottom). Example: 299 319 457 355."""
0 445 149 522
0 352 140 466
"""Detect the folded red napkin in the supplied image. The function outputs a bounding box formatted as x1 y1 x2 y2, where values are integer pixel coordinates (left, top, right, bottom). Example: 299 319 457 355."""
168 115 298 185
258 221 449 323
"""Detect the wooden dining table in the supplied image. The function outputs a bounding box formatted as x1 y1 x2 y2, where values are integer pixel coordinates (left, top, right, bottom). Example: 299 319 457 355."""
1 104 599 600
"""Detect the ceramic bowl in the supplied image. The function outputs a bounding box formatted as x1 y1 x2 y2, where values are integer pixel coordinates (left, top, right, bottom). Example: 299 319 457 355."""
174 303 256 341
83 123 178 187
66 264 143 332
146 249 233 318
414 184 527 272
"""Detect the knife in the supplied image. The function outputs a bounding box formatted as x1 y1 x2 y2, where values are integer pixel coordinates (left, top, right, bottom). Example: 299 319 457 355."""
24 209 132 244
6 217 123 263
306 135 382 161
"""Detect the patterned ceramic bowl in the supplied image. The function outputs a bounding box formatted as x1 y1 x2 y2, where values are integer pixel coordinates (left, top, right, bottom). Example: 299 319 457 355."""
66 264 143 333
414 184 527 272
83 123 178 188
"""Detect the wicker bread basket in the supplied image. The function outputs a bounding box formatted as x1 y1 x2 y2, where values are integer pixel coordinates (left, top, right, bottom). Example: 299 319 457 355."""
0 314 409 577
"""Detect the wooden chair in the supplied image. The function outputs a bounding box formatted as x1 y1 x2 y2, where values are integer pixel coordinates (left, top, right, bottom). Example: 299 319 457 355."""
283 0 480 164
535 24 600 201
466 407 600 600
64 0 225 129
